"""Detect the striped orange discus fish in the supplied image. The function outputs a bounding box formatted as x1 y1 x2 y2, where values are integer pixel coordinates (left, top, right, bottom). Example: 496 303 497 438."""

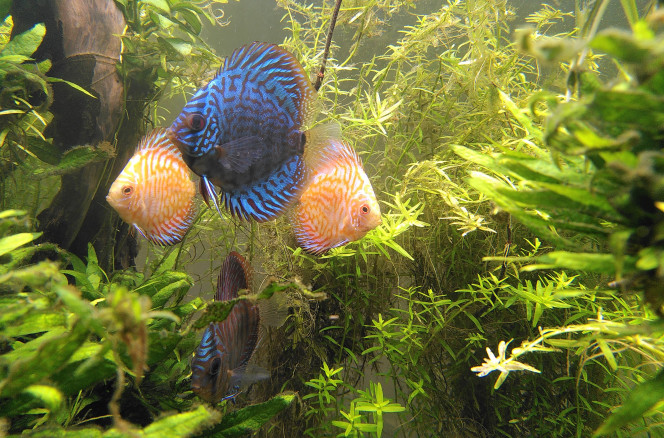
191 252 266 403
291 139 382 255
106 128 196 246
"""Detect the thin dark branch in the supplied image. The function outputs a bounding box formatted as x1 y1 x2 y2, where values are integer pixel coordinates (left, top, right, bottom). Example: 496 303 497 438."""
314 0 343 92
498 214 512 280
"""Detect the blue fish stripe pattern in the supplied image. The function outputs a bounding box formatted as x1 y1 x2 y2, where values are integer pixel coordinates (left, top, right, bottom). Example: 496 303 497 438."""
168 42 317 222
191 252 262 404
221 156 306 222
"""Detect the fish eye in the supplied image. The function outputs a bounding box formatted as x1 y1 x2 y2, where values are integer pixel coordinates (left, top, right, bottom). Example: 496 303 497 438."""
122 186 133 196
360 204 370 215
186 113 206 132
210 357 221 376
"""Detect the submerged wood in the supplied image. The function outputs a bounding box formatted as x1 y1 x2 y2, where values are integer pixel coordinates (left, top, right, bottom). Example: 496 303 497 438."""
12 0 139 270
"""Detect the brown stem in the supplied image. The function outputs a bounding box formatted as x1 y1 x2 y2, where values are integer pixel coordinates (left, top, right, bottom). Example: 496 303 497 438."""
313 0 343 92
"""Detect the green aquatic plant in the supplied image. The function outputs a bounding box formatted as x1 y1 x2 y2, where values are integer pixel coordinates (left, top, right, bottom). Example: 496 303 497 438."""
451 1 664 435
5 0 664 436
0 13 110 216
303 363 404 438
266 0 664 437
0 209 295 436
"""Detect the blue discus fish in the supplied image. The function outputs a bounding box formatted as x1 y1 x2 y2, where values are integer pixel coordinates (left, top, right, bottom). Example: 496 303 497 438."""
192 252 279 404
168 41 318 222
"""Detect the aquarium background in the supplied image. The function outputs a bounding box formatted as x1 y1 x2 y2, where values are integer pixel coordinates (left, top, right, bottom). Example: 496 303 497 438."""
2 0 664 437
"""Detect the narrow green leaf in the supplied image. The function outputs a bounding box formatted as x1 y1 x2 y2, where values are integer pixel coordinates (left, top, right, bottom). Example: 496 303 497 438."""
148 276 193 309
619 0 638 27
163 37 193 56
142 0 171 13
591 30 650 64
22 385 64 414
0 323 89 397
4 313 67 337
177 8 202 34
34 144 115 178
595 368 664 436
523 252 616 274
0 209 27 219
47 77 96 98
24 137 62 166
499 89 542 138
597 339 618 371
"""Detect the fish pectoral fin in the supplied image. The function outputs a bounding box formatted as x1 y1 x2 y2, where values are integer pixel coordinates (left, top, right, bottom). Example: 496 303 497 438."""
200 176 224 221
215 136 266 174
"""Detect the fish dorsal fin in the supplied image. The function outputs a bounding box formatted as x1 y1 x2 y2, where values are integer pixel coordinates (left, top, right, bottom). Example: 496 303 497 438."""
136 127 177 154
219 42 317 128
304 135 362 176
216 251 253 301
215 136 266 174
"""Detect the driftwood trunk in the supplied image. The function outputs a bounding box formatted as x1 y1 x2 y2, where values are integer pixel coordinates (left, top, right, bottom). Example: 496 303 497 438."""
12 0 151 271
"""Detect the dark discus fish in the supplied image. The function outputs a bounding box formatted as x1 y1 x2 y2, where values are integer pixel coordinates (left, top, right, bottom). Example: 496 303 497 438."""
168 41 319 222
191 252 267 403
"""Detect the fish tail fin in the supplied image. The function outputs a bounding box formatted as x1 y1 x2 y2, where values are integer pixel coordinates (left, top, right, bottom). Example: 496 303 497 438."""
216 251 252 301
258 291 290 330
251 291 289 359
200 176 224 221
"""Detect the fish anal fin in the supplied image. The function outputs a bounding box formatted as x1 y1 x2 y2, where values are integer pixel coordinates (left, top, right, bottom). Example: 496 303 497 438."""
221 155 306 222
133 224 149 241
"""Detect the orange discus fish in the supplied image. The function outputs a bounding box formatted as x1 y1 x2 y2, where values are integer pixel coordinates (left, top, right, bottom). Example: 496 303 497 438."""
106 128 196 246
291 139 382 255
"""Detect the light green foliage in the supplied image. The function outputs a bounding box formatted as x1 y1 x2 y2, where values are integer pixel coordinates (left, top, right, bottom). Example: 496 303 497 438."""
304 365 404 438
268 0 664 437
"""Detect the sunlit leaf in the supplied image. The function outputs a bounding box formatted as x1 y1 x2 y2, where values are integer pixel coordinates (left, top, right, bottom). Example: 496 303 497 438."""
142 404 221 437
0 23 45 58
0 232 41 257
206 393 295 437
142 0 170 13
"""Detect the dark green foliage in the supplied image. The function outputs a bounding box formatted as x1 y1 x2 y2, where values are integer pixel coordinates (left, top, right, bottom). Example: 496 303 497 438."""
0 209 293 435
